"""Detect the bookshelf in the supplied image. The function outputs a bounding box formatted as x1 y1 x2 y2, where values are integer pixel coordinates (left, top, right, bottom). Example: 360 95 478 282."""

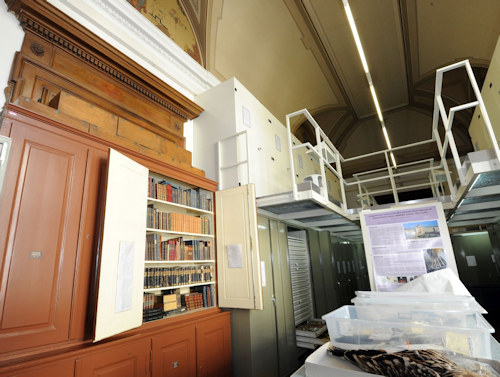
143 172 216 322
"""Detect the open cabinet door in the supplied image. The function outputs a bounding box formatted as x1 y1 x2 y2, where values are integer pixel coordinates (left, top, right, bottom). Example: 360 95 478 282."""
94 149 148 342
216 184 263 309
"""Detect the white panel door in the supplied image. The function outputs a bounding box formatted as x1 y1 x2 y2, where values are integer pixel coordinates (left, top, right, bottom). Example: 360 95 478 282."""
94 149 148 342
216 184 263 309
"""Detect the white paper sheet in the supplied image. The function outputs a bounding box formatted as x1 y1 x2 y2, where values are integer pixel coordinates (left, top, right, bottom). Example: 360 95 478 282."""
115 241 134 313
227 244 243 268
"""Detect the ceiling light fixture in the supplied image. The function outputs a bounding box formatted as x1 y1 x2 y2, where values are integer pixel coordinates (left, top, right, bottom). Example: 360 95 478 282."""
342 0 397 168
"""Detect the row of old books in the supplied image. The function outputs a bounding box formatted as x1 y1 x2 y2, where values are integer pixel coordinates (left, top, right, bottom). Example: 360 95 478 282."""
142 288 214 322
145 235 212 261
148 177 213 211
143 307 164 322
144 265 214 289
191 285 214 309
147 205 211 234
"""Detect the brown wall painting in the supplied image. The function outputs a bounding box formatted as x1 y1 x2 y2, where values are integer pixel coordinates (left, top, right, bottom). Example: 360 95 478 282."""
127 0 202 64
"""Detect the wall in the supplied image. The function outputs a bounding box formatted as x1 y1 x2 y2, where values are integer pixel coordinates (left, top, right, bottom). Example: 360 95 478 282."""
0 3 24 108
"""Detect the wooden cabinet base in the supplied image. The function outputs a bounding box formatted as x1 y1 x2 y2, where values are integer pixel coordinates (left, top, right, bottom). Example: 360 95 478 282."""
152 326 196 377
0 359 74 377
75 338 151 377
0 312 232 377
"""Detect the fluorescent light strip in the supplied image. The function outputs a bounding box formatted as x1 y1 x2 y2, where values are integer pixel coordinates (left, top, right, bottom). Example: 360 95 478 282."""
343 0 369 73
369 85 384 122
381 125 392 149
343 0 397 168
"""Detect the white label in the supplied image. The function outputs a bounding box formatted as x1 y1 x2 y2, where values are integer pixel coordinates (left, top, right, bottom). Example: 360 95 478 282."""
466 255 477 267
275 135 281 151
242 106 251 127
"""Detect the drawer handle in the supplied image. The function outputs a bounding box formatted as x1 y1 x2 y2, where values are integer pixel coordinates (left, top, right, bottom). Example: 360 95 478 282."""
172 361 179 369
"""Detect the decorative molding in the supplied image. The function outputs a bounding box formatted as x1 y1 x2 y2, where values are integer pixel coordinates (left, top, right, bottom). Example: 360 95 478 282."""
19 14 196 120
47 0 220 99
29 42 44 56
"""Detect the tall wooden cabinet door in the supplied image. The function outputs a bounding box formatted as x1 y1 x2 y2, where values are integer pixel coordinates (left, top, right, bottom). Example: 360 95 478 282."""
94 149 148 342
0 118 88 352
196 313 232 377
75 338 150 377
151 326 196 377
216 184 263 309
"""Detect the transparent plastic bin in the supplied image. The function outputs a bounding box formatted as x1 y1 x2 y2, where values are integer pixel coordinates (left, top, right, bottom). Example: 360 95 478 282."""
322 305 494 359
354 305 493 331
353 291 487 313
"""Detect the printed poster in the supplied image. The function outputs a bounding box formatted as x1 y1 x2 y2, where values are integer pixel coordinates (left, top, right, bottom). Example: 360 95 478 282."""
360 202 458 291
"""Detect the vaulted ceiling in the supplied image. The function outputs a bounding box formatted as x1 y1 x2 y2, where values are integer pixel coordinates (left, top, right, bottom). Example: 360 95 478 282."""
180 0 500 176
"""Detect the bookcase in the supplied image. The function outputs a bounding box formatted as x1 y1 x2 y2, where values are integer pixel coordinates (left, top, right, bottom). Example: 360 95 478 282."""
143 173 216 322
0 1 233 374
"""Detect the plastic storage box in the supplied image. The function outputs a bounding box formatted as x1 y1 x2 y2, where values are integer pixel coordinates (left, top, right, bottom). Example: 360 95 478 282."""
354 305 492 329
352 291 487 313
322 305 494 359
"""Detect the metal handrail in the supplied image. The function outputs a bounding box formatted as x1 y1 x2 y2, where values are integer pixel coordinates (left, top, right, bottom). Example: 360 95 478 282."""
285 59 498 214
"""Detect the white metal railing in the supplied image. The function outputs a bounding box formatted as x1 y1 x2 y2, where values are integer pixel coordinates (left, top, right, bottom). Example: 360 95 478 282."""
433 60 500 185
217 130 250 190
286 60 499 214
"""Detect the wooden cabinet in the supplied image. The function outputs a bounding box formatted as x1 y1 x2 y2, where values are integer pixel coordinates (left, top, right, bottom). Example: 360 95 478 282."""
215 184 263 310
75 338 151 377
0 0 232 371
196 313 232 377
0 113 98 352
152 326 196 377
0 359 74 377
0 107 231 376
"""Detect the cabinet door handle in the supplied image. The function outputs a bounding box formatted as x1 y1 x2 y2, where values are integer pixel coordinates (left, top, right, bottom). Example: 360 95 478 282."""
172 361 179 368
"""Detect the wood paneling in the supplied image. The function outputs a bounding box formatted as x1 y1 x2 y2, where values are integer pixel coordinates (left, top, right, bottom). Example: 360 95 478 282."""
196 313 232 377
152 326 196 377
0 117 88 352
75 338 150 377
0 359 74 377
10 56 199 174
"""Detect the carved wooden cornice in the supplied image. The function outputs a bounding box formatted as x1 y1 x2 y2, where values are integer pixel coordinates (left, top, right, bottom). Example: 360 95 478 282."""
6 0 203 121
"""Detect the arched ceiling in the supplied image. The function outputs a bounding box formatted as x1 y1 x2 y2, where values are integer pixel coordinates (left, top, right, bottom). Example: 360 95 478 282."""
179 0 500 176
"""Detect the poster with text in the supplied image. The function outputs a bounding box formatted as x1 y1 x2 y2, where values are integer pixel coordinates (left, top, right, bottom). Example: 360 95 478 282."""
360 202 458 291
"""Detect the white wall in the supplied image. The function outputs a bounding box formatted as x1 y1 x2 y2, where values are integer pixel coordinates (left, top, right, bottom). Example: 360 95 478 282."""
0 3 24 108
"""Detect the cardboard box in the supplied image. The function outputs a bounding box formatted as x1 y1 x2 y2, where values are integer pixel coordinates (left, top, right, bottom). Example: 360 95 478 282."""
163 293 179 311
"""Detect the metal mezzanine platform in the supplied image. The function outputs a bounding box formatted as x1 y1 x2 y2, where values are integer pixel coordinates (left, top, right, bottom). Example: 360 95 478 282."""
256 60 500 242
